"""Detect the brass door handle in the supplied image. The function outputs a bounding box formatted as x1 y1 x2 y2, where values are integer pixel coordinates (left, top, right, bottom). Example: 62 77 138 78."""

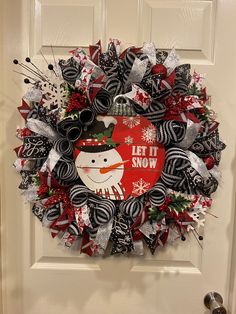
204 292 227 314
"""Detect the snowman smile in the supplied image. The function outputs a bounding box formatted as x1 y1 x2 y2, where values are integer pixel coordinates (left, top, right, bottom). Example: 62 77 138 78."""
87 175 112 184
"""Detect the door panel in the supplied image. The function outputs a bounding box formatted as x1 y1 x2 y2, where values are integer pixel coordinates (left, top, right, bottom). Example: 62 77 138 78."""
1 0 236 313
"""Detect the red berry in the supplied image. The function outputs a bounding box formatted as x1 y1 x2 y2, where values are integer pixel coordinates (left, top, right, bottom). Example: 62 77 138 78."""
203 156 215 170
199 107 206 114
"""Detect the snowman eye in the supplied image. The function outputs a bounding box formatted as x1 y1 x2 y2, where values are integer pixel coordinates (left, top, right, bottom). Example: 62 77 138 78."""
91 160 95 163
104 158 107 162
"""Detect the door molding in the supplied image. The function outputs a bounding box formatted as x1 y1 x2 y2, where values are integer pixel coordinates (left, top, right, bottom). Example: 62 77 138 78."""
228 197 236 313
0 0 4 311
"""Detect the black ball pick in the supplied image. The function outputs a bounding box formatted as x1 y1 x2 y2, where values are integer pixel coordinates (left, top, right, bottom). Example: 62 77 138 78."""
13 59 19 64
48 64 54 70
24 78 30 84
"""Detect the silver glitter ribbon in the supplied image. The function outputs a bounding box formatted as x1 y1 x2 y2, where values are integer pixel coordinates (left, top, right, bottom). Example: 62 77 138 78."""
24 87 42 102
95 218 113 252
186 150 210 179
142 42 156 65
176 120 201 149
163 48 180 75
139 221 157 239
127 57 148 84
209 165 222 182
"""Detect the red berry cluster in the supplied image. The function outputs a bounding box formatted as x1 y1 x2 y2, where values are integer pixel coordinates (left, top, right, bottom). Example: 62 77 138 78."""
66 91 87 113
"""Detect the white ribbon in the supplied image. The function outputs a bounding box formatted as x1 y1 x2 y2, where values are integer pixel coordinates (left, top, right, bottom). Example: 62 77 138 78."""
27 118 59 140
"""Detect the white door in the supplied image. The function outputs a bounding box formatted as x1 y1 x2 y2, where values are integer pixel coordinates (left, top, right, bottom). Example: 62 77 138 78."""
1 0 236 313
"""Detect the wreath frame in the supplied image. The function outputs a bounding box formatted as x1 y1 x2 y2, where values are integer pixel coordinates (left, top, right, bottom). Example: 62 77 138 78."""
14 40 225 256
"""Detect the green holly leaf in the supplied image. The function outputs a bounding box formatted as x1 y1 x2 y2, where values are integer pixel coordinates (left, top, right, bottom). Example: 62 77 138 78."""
33 174 41 186
168 194 191 213
104 129 112 138
148 207 166 221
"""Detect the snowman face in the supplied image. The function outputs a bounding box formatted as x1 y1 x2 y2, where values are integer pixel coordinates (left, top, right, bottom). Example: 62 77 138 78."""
75 149 124 190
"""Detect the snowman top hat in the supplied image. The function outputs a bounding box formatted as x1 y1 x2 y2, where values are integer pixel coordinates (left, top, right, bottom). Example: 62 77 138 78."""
75 115 119 153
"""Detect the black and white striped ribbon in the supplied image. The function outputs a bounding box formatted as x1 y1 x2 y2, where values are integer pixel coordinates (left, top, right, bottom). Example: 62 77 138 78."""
156 121 186 145
70 185 115 225
87 224 100 239
105 77 124 97
68 221 81 236
70 185 91 207
57 118 82 142
93 199 115 225
123 50 137 86
148 181 166 207
53 137 74 157
172 82 189 96
161 147 191 188
92 88 113 114
141 100 166 123
52 157 79 186
59 57 81 85
120 197 144 220
123 50 136 72
43 203 64 222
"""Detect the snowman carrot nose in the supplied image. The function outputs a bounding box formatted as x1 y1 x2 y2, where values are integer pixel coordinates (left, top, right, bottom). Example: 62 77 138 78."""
100 160 129 174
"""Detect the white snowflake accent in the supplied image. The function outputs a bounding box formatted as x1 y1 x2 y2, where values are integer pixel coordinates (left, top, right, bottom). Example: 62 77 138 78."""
141 124 156 144
39 146 46 153
123 116 140 129
124 136 133 145
132 178 150 196
187 207 207 230
103 54 109 61
41 81 67 109
113 61 118 67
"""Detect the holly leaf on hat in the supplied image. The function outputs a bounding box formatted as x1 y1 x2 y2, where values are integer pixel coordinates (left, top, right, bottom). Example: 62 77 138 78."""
93 132 104 141
106 138 116 147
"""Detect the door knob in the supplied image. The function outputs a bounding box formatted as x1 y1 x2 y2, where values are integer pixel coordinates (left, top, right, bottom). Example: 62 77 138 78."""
204 292 227 314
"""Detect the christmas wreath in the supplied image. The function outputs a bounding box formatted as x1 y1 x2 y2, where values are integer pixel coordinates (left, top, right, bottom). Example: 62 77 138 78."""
14 40 225 256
